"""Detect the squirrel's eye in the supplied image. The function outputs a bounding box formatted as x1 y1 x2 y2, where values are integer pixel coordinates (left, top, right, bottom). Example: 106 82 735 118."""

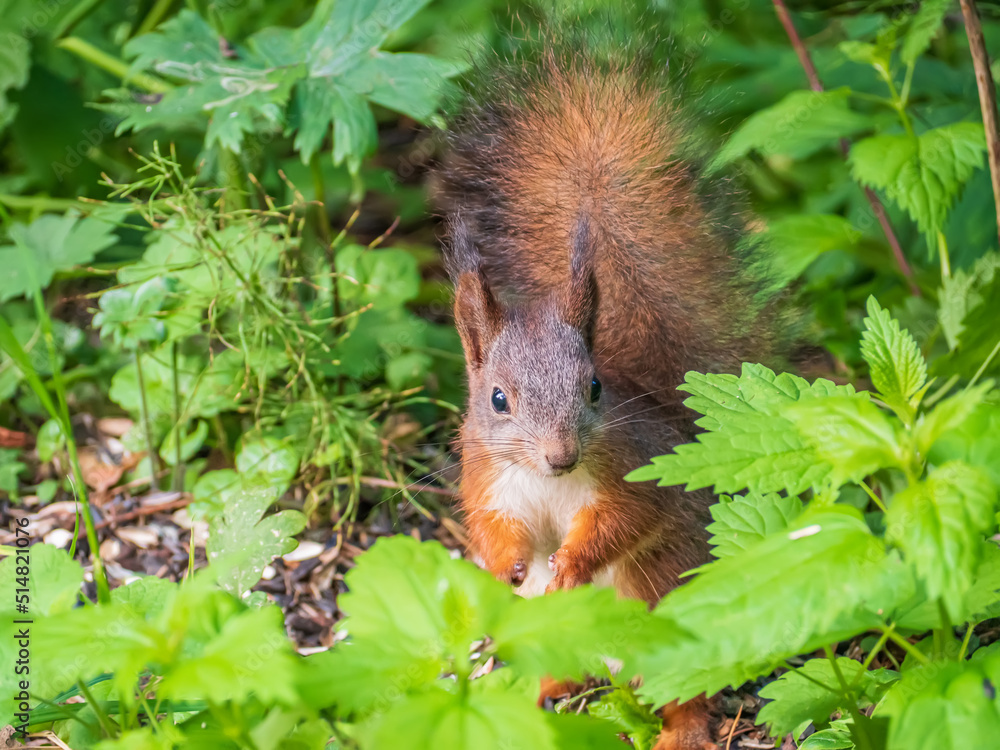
590 378 602 403
491 387 509 413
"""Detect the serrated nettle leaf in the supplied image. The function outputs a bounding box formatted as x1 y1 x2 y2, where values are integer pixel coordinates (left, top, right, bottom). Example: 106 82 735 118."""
860 296 927 422
935 274 1000 380
900 0 952 65
627 364 860 496
850 123 987 236
712 88 872 168
937 252 1000 350
707 492 804 559
588 684 662 750
0 212 117 302
757 657 899 739
786 396 905 489
886 461 998 619
878 643 1000 750
633 511 902 703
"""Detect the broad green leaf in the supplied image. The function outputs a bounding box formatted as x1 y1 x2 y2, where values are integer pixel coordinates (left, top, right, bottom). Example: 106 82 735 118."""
928 399 1000 487
880 643 1000 750
935 274 1000 379
758 658 898 739
785 396 904 489
860 296 927 421
900 0 952 65
914 382 991 455
0 448 24 494
707 492 804 558
0 213 117 302
762 214 861 292
850 124 986 236
110 575 177 621
886 461 998 618
236 436 300 488
799 723 855 749
95 728 174 750
159 605 299 705
634 511 903 703
712 89 872 168
490 585 655 680
588 684 662 750
627 364 862 495
93 279 172 349
0 542 83 616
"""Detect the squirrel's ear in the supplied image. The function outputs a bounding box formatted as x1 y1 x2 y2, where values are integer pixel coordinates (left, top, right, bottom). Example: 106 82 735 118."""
563 215 599 348
455 271 502 369
447 217 502 368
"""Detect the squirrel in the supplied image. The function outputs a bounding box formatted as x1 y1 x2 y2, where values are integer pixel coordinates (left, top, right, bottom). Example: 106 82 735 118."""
435 28 784 750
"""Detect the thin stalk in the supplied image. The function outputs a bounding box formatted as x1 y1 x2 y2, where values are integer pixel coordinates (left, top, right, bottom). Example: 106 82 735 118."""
936 600 955 660
77 679 118 738
770 0 920 296
52 0 106 39
56 37 171 93
958 623 976 660
170 342 184 492
134 0 176 37
133 349 160 491
924 374 961 407
883 628 931 665
959 0 1000 248
824 645 873 750
859 480 888 513
969 337 1000 388
937 231 952 279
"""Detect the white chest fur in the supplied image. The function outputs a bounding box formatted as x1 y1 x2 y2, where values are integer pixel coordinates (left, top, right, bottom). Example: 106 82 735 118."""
484 464 612 597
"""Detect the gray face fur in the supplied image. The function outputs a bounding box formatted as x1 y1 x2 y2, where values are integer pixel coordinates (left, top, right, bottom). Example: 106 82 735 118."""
466 301 602 477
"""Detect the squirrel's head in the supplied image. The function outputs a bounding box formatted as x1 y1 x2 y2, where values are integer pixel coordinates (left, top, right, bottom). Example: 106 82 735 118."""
449 217 602 477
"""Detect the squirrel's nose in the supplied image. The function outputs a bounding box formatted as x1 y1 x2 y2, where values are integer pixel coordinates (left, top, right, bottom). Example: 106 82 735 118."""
545 446 580 474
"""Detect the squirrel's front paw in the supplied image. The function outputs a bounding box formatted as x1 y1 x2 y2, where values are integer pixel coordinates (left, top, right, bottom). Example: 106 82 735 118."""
545 549 591 593
490 557 528 587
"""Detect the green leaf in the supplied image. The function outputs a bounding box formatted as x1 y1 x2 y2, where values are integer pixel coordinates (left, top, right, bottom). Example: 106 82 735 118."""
762 214 861 292
860 296 928 421
799 724 855 749
0 213 117 302
0 19 29 132
758 658 898 739
588 684 662 750
707 492 804 558
712 89 872 169
627 364 863 496
886 461 998 618
935 274 1000 379
0 542 83 616
0 448 25 494
928 399 1000 487
900 0 952 65
207 480 306 597
850 124 987 236
914 382 991 456
490 585 654 680
880 643 1000 750
937 252 1000 350
785 396 904 489
634 511 902 703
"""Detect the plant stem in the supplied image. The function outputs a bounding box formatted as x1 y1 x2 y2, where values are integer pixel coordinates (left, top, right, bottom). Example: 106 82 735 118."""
770 0 920 297
958 623 976 660
883 628 931 665
859 480 888 513
134 348 160 491
924 374 960 407
937 231 952 279
171 342 184 492
824 645 873 750
969 337 1000 387
960 0 1000 248
56 37 171 93
77 679 118 738
134 0 176 37
52 0 106 39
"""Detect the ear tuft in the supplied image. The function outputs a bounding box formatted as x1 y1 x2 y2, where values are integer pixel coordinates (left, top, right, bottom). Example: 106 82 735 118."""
563 214 599 348
455 272 502 369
